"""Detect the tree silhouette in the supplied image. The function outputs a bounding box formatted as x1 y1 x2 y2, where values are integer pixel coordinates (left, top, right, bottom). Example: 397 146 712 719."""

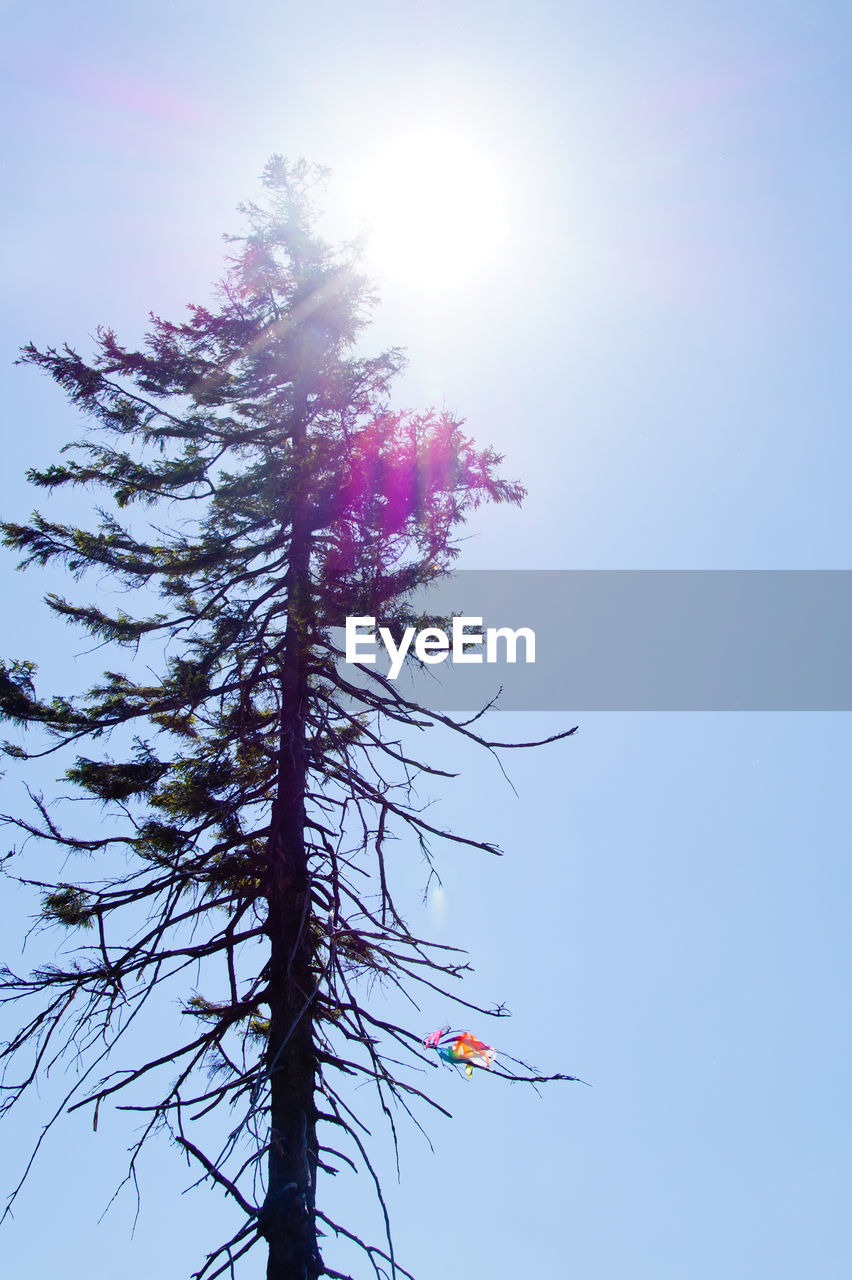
0 157 579 1280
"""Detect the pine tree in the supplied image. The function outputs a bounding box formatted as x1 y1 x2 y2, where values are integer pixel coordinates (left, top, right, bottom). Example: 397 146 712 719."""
0 157 579 1279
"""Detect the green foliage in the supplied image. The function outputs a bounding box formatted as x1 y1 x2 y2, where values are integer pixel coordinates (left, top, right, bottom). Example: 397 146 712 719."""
1 157 523 884
42 884 94 928
65 741 168 802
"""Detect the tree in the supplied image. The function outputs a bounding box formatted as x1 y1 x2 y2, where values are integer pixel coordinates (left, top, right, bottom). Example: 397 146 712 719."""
0 157 579 1280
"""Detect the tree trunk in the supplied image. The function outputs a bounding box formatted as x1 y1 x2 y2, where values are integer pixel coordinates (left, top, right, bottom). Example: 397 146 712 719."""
261 400 322 1277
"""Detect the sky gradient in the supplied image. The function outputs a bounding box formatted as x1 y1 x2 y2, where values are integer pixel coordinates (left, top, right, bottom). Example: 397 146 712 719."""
1 3 850 1278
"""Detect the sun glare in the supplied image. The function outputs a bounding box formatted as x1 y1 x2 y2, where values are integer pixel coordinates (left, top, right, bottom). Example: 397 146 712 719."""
350 129 507 292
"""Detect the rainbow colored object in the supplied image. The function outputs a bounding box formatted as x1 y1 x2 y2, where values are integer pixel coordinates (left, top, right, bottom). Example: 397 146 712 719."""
424 1027 497 1079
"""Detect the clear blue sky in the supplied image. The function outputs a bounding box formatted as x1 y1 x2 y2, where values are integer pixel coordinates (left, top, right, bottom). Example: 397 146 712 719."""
1 2 850 1278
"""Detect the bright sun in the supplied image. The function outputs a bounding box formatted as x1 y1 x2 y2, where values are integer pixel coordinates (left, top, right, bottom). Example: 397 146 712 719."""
350 129 507 292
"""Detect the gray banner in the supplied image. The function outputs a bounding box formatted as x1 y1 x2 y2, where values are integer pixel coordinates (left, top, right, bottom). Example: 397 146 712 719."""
337 571 852 711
